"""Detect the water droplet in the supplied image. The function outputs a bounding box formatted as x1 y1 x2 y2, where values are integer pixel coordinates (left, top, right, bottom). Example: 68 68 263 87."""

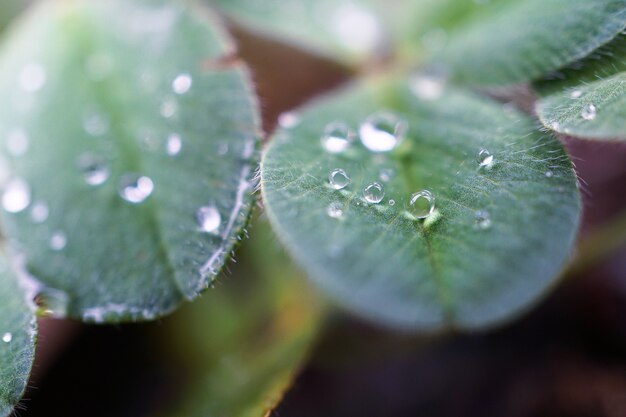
410 73 445 101
581 103 597 121
321 122 354 153
278 112 300 129
49 231 67 251
329 169 350 190
379 168 394 182
77 153 110 186
550 121 561 130
327 202 344 219
160 99 177 118
118 174 154 204
474 210 491 230
2 333 12 343
331 4 382 54
389 199 396 206
172 73 192 94
2 178 31 213
30 201 49 223
196 205 221 234
476 148 494 168
359 112 407 153
570 89 582 99
83 113 109 136
166 133 182 156
363 182 384 204
409 190 435 219
5 129 29 156
19 64 46 92
545 170 554 178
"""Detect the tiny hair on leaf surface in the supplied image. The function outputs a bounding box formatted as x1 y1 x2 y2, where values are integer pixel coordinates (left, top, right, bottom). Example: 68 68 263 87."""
261 76 581 331
432 0 626 86
535 35 626 140
0 250 36 417
0 0 260 323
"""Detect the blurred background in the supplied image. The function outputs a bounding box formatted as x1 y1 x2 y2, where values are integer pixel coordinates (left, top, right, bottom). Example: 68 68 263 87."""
3 4 626 417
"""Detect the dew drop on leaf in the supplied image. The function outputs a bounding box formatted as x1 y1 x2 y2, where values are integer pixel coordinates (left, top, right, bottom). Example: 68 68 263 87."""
118 174 154 204
166 133 182 156
409 190 435 220
476 148 494 168
172 72 192 95
363 182 384 204
2 178 31 213
474 210 491 230
2 332 12 343
570 89 582 99
581 103 597 120
359 112 407 153
321 122 353 153
329 169 350 190
327 201 344 219
77 153 110 186
196 205 221 234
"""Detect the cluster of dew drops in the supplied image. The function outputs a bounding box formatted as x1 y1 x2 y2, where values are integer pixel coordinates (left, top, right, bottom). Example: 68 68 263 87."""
550 89 598 131
284 108 498 228
0 61 224 254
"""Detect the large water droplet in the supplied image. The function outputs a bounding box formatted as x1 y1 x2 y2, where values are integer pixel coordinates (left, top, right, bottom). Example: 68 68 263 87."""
476 148 494 168
77 153 110 186
474 210 491 230
581 103 597 121
118 174 154 204
2 178 31 213
409 190 435 219
172 73 192 94
166 133 182 156
5 129 29 157
49 231 67 251
363 182 384 204
329 169 350 190
196 205 221 234
359 112 407 152
19 64 46 92
30 201 49 223
2 333 12 343
327 202 344 219
321 122 354 153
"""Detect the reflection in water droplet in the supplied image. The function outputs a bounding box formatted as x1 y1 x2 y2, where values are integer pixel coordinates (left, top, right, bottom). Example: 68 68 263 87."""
329 169 350 190
359 112 407 153
327 202 344 219
118 174 154 204
476 148 494 168
19 64 46 92
409 190 435 219
83 113 109 136
2 333 12 343
31 201 49 223
474 210 491 230
278 112 300 129
363 182 384 204
321 122 354 153
166 133 182 156
77 153 110 186
196 205 221 234
6 129 29 156
2 178 31 213
49 231 67 251
172 73 192 94
570 90 582 99
581 103 597 121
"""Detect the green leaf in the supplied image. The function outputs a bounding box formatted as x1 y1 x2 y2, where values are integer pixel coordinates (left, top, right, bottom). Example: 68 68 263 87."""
0 0 260 322
207 0 386 64
535 35 626 139
0 252 36 417
0 0 31 34
261 77 581 330
432 0 626 85
159 219 324 417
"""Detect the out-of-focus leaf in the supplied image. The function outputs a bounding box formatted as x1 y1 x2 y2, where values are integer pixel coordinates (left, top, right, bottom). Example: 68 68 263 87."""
159 219 325 417
262 77 580 330
0 0 260 323
0 0 31 34
0 252 36 417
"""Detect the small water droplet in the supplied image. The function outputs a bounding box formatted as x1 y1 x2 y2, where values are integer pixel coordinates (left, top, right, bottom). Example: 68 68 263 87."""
83 113 109 136
321 122 354 153
19 64 46 92
409 190 435 219
410 73 445 101
166 133 182 156
77 153 110 186
118 174 154 204
389 199 396 206
329 169 350 190
172 73 192 94
49 231 67 251
196 205 221 234
327 202 344 219
30 201 49 223
476 148 494 168
363 182 384 204
5 129 29 157
581 103 597 121
570 89 583 99
2 332 12 343
278 112 300 129
160 99 177 118
359 112 407 153
545 170 554 178
474 210 491 230
379 168 394 182
2 178 31 213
